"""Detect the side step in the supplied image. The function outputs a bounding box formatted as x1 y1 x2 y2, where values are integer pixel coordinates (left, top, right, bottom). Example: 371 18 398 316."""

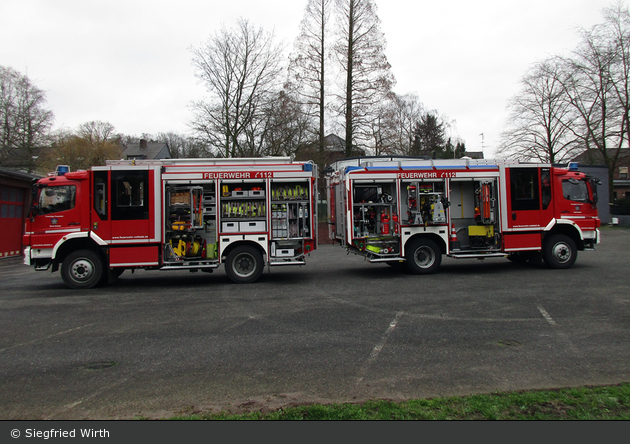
449 252 507 259
160 263 220 270
269 260 306 266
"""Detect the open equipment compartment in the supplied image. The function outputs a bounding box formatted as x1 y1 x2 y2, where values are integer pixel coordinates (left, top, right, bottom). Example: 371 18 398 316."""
269 179 312 261
219 179 267 234
164 182 218 263
351 180 400 256
448 178 499 251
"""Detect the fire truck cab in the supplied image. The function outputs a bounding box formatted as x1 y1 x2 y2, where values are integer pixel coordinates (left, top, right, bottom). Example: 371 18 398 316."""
325 157 601 273
23 158 318 288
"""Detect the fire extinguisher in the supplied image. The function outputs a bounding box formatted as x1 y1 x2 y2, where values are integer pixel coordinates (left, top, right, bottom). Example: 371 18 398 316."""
392 213 399 235
381 212 390 235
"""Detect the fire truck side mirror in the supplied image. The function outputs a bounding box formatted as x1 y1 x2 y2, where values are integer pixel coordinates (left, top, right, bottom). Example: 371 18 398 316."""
29 204 38 221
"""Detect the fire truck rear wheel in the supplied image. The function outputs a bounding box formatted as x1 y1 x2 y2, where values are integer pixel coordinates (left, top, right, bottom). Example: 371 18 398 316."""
406 238 441 274
543 234 577 269
225 245 263 284
61 249 104 289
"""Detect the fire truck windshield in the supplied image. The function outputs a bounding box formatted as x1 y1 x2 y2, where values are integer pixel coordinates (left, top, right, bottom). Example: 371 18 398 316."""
562 178 589 202
36 185 76 214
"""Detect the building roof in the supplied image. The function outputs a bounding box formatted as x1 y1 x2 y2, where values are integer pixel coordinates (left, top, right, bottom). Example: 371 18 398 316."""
120 140 171 160
0 167 41 183
463 151 484 159
571 148 629 165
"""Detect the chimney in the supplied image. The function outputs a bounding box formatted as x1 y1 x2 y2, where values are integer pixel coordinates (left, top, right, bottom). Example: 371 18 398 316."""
140 139 147 149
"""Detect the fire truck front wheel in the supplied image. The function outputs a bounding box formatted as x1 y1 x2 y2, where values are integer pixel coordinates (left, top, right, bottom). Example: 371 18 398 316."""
406 238 442 274
61 249 104 289
543 234 577 269
225 245 264 284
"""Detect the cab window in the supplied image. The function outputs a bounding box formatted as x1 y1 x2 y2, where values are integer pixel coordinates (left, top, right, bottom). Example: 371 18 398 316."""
37 186 76 214
562 179 588 202
94 171 108 220
510 168 540 211
111 171 149 220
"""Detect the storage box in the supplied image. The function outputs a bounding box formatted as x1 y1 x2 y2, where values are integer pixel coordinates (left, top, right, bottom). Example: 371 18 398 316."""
232 190 247 198
239 221 266 232
275 248 294 257
170 192 190 205
221 222 239 232
468 225 494 237
249 190 265 198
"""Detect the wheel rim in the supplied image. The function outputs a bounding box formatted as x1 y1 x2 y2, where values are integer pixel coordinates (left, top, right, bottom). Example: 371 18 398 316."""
551 241 572 264
70 258 95 282
233 252 256 278
413 246 435 268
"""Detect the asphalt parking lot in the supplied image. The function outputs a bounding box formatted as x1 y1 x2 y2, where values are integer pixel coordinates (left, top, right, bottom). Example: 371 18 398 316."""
1 227 629 419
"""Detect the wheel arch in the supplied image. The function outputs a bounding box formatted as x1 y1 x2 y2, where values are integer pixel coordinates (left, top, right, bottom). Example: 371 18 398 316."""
544 221 584 251
404 233 447 256
220 240 267 263
53 236 107 270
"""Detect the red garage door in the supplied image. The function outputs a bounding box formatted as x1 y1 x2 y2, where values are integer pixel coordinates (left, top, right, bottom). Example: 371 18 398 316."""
0 185 25 257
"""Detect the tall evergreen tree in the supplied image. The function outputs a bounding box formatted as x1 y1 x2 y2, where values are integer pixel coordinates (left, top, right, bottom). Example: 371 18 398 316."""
411 113 446 158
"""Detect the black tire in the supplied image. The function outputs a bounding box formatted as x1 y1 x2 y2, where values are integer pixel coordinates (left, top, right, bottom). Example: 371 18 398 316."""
405 238 442 274
225 245 264 284
61 249 104 289
543 234 577 269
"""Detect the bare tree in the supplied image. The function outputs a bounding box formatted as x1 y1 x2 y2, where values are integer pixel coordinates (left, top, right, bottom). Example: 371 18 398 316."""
190 19 284 157
558 5 630 201
77 121 118 145
260 90 315 157
38 126 121 172
333 0 395 156
498 58 580 163
388 92 425 155
157 132 212 158
0 66 54 173
288 0 332 155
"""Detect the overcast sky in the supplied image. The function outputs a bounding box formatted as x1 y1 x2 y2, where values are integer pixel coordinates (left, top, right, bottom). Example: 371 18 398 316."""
1 0 619 158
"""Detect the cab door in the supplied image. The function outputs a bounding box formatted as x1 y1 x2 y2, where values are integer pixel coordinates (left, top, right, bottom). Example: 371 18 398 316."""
110 169 153 243
30 180 85 250
506 167 541 230
503 167 553 251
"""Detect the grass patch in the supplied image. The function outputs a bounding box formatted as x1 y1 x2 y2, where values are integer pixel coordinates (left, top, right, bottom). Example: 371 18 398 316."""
165 383 630 420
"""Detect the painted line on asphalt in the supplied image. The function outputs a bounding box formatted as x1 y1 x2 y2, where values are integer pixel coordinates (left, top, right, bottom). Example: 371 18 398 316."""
536 304 583 356
356 311 404 385
537 305 556 325
0 323 96 353
46 378 129 420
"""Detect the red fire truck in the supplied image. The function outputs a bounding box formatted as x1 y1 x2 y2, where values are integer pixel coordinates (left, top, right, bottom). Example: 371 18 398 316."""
23 158 318 288
325 157 601 273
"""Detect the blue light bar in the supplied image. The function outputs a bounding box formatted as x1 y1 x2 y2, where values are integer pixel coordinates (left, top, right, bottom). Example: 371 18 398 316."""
56 165 70 176
568 162 579 171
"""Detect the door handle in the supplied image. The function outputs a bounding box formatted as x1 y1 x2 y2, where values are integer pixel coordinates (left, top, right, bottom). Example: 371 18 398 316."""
68 222 80 225
512 212 516 221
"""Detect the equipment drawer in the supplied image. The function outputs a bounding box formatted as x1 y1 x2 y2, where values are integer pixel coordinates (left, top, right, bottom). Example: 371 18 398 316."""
239 221 266 232
275 248 294 257
221 222 239 232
